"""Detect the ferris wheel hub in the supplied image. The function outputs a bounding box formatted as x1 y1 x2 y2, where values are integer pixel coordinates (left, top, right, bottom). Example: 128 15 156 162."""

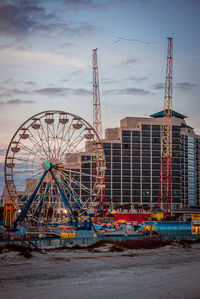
42 161 51 171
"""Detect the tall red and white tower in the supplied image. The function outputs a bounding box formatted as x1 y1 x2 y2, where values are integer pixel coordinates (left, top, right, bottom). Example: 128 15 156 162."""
159 37 173 215
93 48 102 139
92 48 107 216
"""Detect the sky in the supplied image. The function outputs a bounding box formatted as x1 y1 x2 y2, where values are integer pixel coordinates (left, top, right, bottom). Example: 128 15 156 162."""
0 0 200 193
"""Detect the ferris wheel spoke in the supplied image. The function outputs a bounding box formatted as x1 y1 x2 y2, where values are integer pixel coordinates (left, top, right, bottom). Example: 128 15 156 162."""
57 165 96 180
64 117 74 140
56 118 74 157
26 135 47 159
67 133 85 153
12 156 42 167
13 167 42 176
60 142 92 164
28 128 50 160
56 126 66 157
52 118 58 158
55 123 67 160
14 168 43 185
58 177 84 207
16 171 44 203
57 168 92 195
19 141 46 162
62 126 85 156
38 119 52 160
43 120 53 159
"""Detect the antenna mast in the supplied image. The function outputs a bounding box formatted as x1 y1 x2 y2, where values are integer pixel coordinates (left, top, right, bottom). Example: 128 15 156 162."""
92 48 107 216
159 37 173 215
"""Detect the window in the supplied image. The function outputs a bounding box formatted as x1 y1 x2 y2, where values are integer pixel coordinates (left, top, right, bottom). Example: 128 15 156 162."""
122 144 130 149
123 169 131 176
142 170 150 176
142 138 150 144
142 144 150 150
112 157 121 163
132 137 140 143
142 124 150 130
123 190 131 195
152 131 160 137
132 183 140 189
122 137 131 143
132 131 140 137
113 162 121 169
123 156 130 162
113 144 121 149
142 164 150 169
113 183 121 189
103 143 111 149
122 130 131 137
132 177 140 182
142 157 150 163
132 170 140 176
123 163 130 169
132 157 140 163
152 138 160 144
142 177 150 182
113 190 121 195
104 149 111 156
142 131 150 137
122 150 130 156
142 151 150 156
132 163 140 170
112 175 121 182
152 144 160 151
132 144 140 150
152 125 160 131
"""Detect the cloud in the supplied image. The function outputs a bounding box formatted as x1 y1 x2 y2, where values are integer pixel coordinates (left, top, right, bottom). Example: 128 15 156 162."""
0 87 30 98
124 58 139 65
62 0 108 10
35 87 91 97
0 99 35 105
105 87 150 96
102 78 120 85
175 82 197 91
127 76 148 83
59 42 76 49
0 1 44 38
0 1 99 39
153 83 165 90
114 36 157 45
152 82 197 91
34 21 98 37
0 45 86 68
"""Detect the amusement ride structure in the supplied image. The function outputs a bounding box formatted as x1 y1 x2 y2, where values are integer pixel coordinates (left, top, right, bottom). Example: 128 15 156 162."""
92 48 107 216
158 37 173 215
4 110 105 228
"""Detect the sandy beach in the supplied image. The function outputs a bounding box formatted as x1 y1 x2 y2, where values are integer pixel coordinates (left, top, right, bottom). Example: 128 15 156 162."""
0 242 200 299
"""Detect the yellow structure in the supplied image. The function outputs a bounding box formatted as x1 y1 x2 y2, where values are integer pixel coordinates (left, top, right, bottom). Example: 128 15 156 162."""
144 224 157 233
60 227 76 238
191 214 200 235
3 203 14 228
152 212 164 221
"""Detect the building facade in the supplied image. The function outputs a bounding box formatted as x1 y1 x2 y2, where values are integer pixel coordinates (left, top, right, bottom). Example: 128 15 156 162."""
95 110 200 211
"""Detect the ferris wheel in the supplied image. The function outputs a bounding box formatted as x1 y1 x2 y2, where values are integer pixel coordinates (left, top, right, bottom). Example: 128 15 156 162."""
4 110 105 225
